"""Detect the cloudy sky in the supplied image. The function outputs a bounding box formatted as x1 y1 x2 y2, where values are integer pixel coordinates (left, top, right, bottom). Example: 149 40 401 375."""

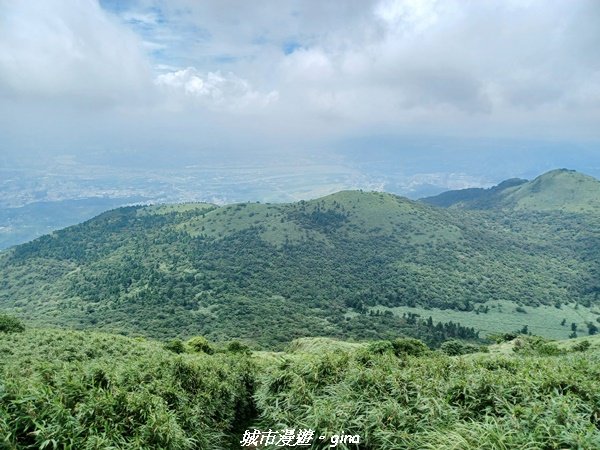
1 0 599 174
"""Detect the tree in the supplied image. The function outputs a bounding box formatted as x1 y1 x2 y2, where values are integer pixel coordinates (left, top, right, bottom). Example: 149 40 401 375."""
573 340 591 352
440 340 467 356
227 341 251 354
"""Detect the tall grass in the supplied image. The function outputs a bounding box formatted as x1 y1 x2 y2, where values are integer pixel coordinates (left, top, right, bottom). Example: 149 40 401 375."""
2 329 600 449
0 329 255 449
255 343 600 449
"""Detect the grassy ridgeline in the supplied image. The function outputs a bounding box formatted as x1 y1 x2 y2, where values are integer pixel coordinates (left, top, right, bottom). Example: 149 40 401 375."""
2 327 600 449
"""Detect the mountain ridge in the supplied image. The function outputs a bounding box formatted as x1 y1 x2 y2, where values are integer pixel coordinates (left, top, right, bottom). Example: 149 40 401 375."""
421 168 600 211
1 169 600 347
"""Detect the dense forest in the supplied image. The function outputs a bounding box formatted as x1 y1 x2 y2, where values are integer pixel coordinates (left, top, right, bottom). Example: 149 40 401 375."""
1 170 600 347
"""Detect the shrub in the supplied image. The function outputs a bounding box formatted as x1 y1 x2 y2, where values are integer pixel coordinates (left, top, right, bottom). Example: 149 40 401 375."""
391 338 429 357
226 340 251 354
537 343 562 356
512 336 564 356
440 340 467 356
0 314 25 333
572 340 591 352
440 340 481 356
187 336 214 354
489 332 519 343
164 338 185 354
367 340 394 355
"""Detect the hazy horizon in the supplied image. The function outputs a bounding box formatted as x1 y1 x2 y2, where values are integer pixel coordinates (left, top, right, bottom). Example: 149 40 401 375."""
1 0 600 210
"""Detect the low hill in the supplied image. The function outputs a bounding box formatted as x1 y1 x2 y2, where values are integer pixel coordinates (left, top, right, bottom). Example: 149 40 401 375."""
503 169 600 212
0 192 489 346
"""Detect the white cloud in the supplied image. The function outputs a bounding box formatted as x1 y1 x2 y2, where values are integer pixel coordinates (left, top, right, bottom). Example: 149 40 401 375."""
0 0 152 106
1 0 600 161
266 0 600 137
155 67 278 111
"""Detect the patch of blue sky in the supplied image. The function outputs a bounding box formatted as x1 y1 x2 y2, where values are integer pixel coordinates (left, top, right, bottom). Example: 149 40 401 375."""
99 0 131 14
282 41 302 55
100 1 215 70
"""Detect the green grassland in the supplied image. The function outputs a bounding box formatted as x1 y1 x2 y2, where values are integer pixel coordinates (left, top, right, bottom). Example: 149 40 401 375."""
0 326 256 449
372 300 600 340
506 169 600 212
2 322 600 449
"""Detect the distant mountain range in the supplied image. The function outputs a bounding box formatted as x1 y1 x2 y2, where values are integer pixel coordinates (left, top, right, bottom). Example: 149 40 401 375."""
1 169 600 348
421 169 600 211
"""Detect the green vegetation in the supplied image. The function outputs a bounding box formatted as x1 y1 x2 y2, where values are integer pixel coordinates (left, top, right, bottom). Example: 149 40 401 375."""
0 327 255 449
421 177 528 209
0 197 145 250
256 336 600 449
1 170 600 347
0 313 24 333
373 300 600 340
2 328 600 449
423 169 600 212
2 169 600 448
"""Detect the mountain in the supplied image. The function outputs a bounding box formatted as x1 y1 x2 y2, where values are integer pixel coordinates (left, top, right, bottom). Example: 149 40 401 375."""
422 169 600 212
1 171 600 347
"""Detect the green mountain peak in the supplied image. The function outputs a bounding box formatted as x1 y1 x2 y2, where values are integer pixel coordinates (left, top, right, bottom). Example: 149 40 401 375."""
422 169 600 212
505 169 600 212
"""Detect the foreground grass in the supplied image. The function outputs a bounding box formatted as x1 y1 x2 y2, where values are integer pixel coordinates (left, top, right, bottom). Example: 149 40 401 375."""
2 327 600 449
0 328 255 449
256 345 600 449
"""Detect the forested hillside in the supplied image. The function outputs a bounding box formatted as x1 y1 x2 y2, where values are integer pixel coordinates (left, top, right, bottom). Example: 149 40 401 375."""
1 170 600 347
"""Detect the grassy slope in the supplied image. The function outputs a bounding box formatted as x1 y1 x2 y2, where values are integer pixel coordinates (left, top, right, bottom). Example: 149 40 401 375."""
423 169 600 212
372 300 600 340
0 327 255 449
6 327 600 449
255 334 600 449
506 169 600 212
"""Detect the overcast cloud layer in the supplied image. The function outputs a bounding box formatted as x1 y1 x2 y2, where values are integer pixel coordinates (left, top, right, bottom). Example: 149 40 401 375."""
0 0 599 162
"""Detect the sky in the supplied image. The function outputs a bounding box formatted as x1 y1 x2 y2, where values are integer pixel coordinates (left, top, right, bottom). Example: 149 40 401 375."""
1 0 599 179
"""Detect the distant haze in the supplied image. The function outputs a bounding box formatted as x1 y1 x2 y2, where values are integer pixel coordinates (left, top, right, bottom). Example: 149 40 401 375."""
1 0 599 193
